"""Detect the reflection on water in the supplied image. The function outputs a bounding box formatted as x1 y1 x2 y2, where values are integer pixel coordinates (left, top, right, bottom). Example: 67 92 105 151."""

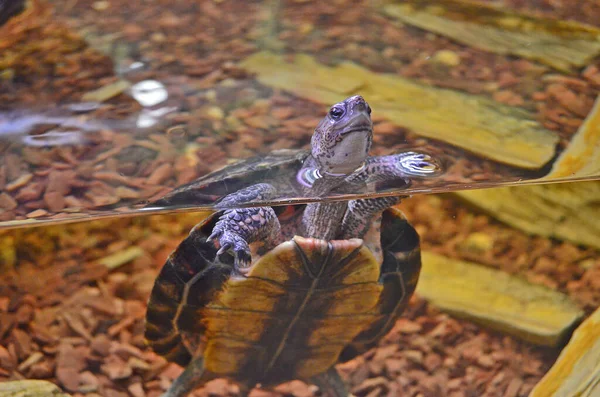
130 80 169 107
0 0 598 228
0 108 103 137
21 130 86 147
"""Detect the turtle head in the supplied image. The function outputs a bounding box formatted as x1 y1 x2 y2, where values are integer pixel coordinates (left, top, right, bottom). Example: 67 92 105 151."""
311 95 373 175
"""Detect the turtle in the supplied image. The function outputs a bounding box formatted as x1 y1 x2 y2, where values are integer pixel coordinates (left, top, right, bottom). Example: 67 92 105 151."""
145 95 439 397
147 112 439 209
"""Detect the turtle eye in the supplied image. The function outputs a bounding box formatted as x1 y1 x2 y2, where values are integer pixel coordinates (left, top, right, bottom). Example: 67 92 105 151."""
366 104 372 115
329 106 344 120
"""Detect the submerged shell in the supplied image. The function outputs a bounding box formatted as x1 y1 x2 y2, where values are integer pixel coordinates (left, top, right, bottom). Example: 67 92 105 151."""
145 207 421 387
202 236 381 383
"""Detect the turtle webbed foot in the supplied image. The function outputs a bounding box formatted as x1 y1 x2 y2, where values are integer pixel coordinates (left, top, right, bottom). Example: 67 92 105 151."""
209 227 252 269
208 207 281 271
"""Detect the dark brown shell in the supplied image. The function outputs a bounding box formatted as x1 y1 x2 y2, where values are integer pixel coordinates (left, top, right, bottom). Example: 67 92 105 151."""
144 207 420 387
148 149 308 209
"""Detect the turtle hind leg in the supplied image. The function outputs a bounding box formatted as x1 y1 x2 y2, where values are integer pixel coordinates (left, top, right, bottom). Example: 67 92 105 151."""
162 356 212 397
310 368 356 397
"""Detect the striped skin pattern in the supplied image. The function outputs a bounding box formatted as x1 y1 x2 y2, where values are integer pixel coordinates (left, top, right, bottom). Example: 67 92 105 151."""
144 207 421 390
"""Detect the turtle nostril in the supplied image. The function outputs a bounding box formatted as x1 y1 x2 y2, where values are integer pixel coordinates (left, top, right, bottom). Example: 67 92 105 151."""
347 95 368 113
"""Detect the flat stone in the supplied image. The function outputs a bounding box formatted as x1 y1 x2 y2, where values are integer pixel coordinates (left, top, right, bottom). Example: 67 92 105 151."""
547 93 600 179
417 251 584 346
0 380 71 396
240 52 558 169
454 180 600 249
5 173 33 191
98 246 144 269
383 0 600 72
530 306 600 396
81 79 131 102
0 192 18 210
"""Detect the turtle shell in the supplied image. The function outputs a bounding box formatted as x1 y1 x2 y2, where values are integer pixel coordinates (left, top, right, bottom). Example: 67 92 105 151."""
149 149 309 208
144 207 420 388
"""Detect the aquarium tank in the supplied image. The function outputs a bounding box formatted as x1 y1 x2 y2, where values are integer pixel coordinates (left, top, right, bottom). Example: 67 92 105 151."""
0 0 599 396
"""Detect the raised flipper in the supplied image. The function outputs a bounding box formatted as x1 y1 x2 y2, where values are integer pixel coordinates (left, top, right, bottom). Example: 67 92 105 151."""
346 151 441 186
338 151 441 240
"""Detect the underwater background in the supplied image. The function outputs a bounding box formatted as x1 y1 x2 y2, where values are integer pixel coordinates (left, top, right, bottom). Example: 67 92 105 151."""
1 0 600 396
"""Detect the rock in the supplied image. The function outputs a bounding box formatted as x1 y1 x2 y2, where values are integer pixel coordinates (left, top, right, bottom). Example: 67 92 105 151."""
98 247 145 269
90 334 112 356
12 328 32 359
55 367 80 392
25 209 48 218
530 306 600 396
28 361 53 378
383 0 600 72
78 371 99 392
454 181 600 249
0 380 71 396
147 163 174 186
394 318 422 334
417 251 584 346
459 232 494 254
240 52 558 169
431 50 461 67
548 93 600 179
5 174 33 191
17 351 43 372
128 382 146 397
0 193 18 210
204 106 225 120
56 342 88 372
101 354 133 380
81 79 131 102
352 376 388 395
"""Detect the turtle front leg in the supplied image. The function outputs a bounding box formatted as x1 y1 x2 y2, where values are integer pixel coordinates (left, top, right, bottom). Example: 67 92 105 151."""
346 152 441 186
209 206 281 269
215 183 278 209
339 196 401 239
209 183 281 270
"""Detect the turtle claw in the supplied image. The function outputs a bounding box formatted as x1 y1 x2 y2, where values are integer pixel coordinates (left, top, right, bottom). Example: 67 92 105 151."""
213 230 252 271
233 249 252 270
207 229 222 243
216 243 231 257
209 206 280 271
